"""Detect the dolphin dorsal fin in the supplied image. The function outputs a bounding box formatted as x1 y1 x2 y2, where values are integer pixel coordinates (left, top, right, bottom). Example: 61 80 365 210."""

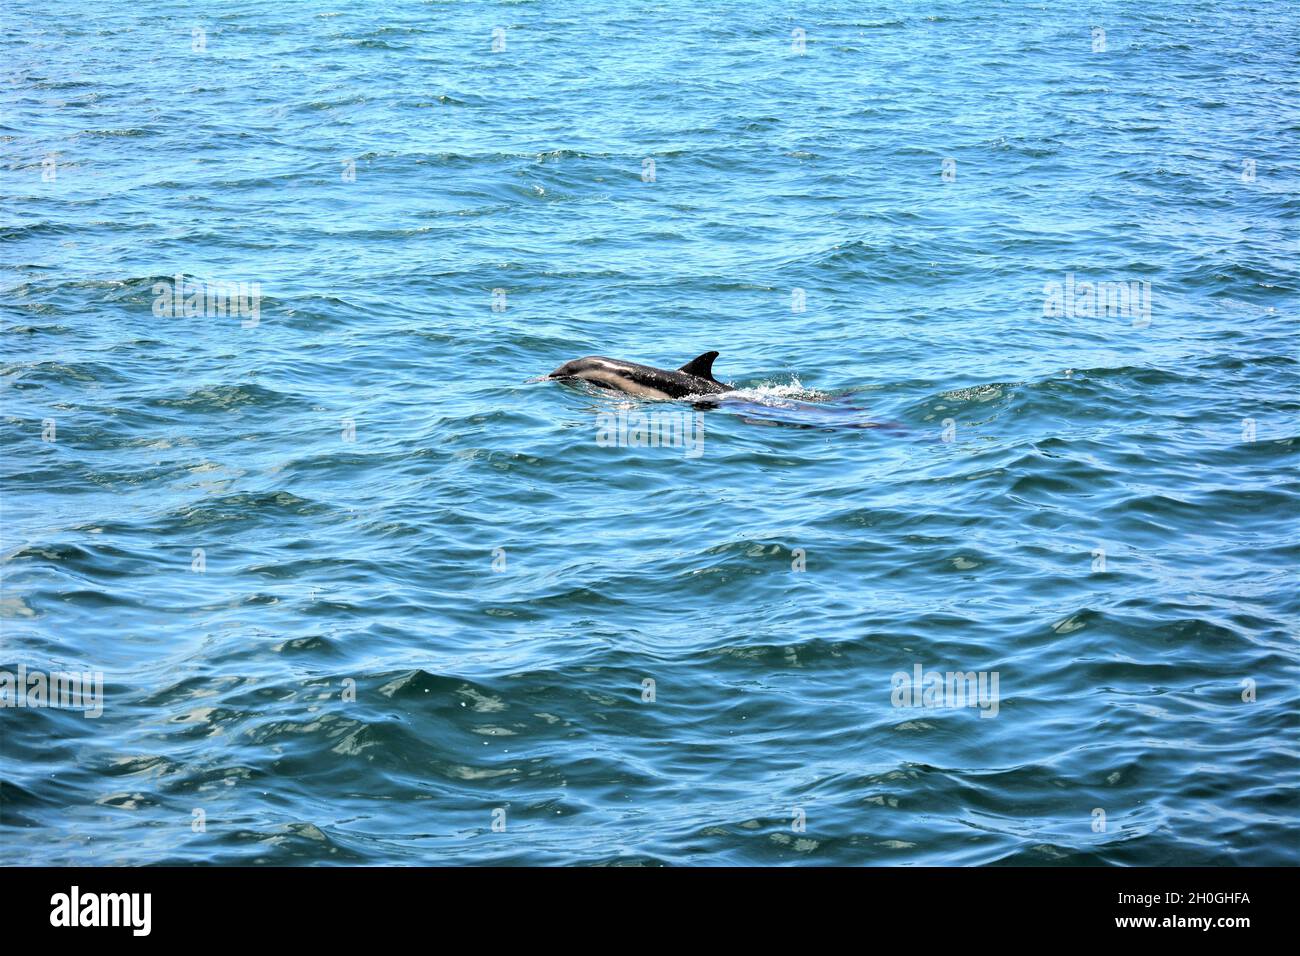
678 351 720 381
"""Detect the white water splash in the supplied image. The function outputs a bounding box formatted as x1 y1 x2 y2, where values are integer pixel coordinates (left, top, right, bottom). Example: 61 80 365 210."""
720 376 831 405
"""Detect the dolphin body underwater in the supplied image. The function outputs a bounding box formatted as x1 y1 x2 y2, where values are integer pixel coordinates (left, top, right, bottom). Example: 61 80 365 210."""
547 351 730 399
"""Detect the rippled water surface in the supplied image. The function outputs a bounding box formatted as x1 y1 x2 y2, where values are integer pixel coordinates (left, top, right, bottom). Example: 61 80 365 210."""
2 0 1298 865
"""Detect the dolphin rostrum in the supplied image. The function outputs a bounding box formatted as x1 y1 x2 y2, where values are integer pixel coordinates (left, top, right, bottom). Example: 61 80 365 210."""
547 352 730 399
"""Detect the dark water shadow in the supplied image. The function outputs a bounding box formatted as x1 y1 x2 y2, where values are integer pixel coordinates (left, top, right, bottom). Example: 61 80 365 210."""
698 390 907 434
543 377 907 434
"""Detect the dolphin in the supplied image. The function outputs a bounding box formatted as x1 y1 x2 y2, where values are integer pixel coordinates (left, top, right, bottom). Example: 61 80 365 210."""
547 351 730 399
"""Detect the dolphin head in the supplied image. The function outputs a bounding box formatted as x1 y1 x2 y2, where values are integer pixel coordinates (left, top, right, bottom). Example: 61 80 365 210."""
548 358 587 379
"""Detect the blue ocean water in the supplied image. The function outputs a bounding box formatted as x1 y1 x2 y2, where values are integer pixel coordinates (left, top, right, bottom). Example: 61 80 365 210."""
2 0 1297 865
